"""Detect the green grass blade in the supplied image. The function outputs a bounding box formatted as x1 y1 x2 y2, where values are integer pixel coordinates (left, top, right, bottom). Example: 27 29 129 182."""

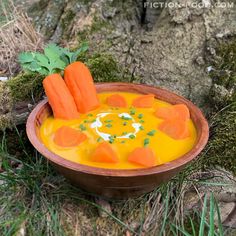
199 195 208 236
171 223 192 236
189 216 196 236
208 193 215 236
159 187 170 236
215 198 224 236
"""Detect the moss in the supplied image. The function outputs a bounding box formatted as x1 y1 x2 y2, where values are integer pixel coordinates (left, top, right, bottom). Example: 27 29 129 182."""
61 9 76 40
209 38 236 106
205 38 236 174
0 82 13 130
76 52 134 83
205 102 236 174
6 73 44 102
85 53 120 82
90 16 112 34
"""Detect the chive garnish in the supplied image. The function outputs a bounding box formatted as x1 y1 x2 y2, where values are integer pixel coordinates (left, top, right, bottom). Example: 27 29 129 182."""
130 108 136 115
105 123 112 128
83 119 88 123
139 126 144 130
140 120 145 123
138 114 143 119
144 138 150 147
87 113 93 117
109 135 115 144
104 119 113 123
97 137 103 142
129 134 135 139
122 131 128 135
121 116 132 120
79 124 86 131
147 130 156 136
121 140 126 144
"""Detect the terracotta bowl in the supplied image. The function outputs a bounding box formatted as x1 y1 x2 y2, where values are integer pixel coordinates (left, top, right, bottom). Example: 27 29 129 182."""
26 83 209 199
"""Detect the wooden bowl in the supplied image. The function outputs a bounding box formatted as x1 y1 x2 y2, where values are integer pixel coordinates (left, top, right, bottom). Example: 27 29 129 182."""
26 83 209 199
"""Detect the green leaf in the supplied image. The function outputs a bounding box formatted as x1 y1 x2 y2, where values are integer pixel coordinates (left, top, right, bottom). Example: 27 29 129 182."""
18 52 35 64
44 44 64 60
71 42 89 63
35 53 49 66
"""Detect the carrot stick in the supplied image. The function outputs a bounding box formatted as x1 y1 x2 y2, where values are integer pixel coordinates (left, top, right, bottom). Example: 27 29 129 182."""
64 61 99 113
106 94 127 107
91 142 119 163
54 126 87 147
43 73 79 120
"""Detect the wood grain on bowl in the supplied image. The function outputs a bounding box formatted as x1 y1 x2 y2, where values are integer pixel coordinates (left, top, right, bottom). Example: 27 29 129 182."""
26 83 209 199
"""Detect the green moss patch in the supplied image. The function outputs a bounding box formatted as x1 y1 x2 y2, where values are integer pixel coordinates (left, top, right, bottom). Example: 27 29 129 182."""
209 38 236 106
205 103 236 174
6 73 44 102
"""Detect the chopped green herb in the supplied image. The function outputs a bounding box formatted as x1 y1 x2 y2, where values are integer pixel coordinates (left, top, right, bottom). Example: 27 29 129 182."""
140 120 145 123
122 131 128 135
129 134 136 139
139 126 144 130
123 122 127 126
91 119 96 123
79 124 86 131
83 119 88 123
109 136 115 144
147 130 156 136
121 140 126 144
144 138 150 147
97 137 103 142
87 113 93 117
138 114 143 119
104 119 113 123
129 108 136 115
105 123 112 128
121 116 132 120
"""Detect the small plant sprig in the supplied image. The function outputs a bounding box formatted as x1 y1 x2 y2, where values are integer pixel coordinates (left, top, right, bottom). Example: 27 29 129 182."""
18 42 89 75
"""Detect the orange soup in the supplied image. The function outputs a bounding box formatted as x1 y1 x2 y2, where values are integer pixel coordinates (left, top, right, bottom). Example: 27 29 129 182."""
40 92 197 169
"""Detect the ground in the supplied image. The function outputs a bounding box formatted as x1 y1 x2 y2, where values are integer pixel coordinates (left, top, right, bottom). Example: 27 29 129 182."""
0 0 236 235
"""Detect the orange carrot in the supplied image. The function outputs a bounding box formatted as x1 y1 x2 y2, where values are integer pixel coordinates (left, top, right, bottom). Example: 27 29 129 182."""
128 147 156 167
155 104 190 121
106 94 127 107
158 119 190 139
43 73 79 120
54 126 87 147
64 61 99 113
91 142 119 163
132 94 155 108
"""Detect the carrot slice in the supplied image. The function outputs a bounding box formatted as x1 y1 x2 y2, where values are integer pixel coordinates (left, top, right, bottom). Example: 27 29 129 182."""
54 126 87 147
106 94 127 107
155 104 190 121
64 61 100 113
91 142 119 163
132 94 155 108
158 119 190 139
43 73 79 120
128 147 156 167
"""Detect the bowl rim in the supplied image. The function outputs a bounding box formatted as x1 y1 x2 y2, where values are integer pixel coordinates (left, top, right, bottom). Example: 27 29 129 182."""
26 82 209 177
